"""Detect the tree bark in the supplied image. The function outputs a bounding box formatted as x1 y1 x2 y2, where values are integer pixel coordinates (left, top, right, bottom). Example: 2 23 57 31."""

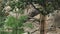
40 15 47 34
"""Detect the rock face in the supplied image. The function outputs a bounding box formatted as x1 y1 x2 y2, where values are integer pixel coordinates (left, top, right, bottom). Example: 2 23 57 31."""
54 11 60 27
46 10 60 34
47 32 57 34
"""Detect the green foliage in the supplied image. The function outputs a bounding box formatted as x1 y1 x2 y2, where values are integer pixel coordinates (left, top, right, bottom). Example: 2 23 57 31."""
5 16 17 27
0 11 5 17
38 2 54 15
9 0 26 14
0 11 6 28
0 22 4 28
17 28 24 34
5 15 28 34
12 28 24 34
46 2 54 11
19 15 28 22
9 0 26 9
24 23 34 29
17 15 28 27
5 15 28 27
19 8 24 14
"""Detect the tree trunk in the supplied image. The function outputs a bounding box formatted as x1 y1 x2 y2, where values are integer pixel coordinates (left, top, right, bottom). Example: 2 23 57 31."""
40 15 47 34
